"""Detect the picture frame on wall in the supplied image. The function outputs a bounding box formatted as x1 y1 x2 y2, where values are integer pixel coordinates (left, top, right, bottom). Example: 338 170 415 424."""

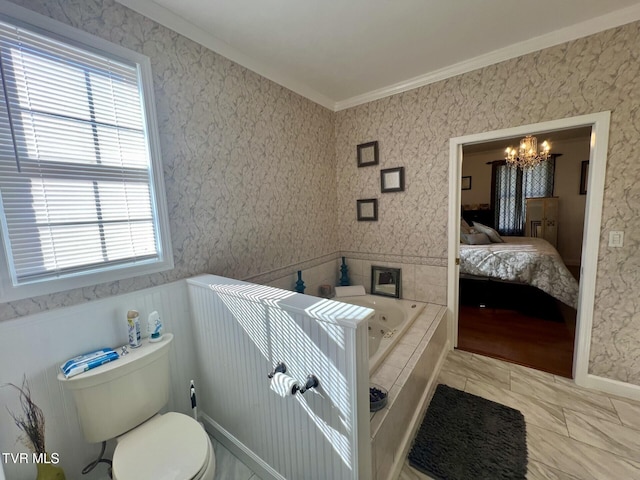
461 176 472 190
357 198 378 221
357 141 379 167
580 160 589 195
380 167 405 193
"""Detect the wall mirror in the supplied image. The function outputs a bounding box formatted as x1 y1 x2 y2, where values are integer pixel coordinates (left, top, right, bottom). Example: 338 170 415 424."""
371 266 401 298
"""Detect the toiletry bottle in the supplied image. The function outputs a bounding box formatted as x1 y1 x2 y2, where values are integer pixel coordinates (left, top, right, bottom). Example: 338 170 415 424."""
127 310 141 348
147 310 163 343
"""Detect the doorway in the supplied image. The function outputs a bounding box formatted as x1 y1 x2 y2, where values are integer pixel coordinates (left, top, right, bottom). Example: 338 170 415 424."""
447 112 611 385
457 128 589 376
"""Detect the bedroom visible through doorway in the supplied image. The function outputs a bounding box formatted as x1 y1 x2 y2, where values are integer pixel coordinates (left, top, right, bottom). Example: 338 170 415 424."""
457 128 589 377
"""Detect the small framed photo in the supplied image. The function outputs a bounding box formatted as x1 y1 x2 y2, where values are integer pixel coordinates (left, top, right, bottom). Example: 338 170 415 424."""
357 198 378 221
579 160 589 195
357 141 379 167
381 167 405 193
461 176 472 190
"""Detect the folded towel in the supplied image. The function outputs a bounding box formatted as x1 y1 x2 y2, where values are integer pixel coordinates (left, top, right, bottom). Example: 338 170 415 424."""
60 348 119 378
334 285 366 297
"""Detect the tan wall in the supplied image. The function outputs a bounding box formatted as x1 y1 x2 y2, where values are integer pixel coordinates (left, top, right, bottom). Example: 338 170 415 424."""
336 24 640 385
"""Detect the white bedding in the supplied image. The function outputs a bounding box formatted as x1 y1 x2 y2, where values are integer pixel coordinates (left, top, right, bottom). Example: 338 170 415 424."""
459 236 579 308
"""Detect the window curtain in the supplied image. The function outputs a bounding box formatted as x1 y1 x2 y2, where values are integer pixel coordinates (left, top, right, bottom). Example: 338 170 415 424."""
491 158 555 236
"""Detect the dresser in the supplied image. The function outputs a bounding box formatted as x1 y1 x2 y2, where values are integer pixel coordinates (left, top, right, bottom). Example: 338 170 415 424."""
525 197 558 247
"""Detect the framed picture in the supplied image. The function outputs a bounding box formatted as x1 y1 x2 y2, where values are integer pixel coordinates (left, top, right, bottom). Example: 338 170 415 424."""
580 160 589 195
381 167 405 193
357 198 378 221
461 176 472 190
357 141 379 167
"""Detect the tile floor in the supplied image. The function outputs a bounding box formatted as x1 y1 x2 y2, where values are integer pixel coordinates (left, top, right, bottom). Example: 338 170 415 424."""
211 436 261 480
400 349 640 480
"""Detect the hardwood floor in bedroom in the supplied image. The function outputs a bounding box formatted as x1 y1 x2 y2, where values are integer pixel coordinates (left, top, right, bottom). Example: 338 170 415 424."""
457 304 576 378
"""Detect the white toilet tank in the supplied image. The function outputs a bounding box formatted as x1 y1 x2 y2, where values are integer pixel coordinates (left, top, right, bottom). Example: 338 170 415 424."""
58 334 173 443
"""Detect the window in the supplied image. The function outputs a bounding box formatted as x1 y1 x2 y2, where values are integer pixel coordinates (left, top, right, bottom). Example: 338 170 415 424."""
0 7 172 302
492 159 555 236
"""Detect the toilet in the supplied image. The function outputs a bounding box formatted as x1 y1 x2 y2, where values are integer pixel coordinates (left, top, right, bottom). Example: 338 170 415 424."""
58 333 215 480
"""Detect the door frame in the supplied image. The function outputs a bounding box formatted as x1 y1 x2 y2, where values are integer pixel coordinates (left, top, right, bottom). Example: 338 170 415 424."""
447 111 611 384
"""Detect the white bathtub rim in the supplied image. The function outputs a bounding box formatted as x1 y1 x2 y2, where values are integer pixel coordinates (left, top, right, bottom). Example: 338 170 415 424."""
337 294 426 373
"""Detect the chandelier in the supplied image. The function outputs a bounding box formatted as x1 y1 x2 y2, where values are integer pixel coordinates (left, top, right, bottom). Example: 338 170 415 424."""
505 135 551 169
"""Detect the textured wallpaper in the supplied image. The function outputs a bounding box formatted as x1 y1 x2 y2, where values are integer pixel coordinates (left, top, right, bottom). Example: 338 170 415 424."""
0 0 337 321
335 24 640 385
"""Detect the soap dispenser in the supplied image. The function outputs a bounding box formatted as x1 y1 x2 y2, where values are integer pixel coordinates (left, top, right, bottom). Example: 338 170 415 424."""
147 311 163 343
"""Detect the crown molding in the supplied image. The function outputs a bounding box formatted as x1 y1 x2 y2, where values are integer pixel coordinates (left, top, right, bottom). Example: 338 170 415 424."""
334 3 640 111
116 1 640 113
115 0 336 110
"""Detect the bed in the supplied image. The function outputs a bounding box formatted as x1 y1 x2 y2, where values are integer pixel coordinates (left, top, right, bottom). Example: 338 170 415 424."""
459 236 579 309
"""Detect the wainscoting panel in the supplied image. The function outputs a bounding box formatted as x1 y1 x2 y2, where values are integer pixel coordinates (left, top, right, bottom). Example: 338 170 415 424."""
187 275 371 480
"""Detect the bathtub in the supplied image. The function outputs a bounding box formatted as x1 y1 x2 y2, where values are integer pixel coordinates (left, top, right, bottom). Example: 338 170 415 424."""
337 295 426 372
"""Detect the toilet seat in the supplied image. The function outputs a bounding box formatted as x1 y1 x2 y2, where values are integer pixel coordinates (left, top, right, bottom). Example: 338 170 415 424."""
112 412 214 480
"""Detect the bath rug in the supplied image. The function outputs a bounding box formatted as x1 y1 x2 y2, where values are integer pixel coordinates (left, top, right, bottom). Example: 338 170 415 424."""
408 384 527 480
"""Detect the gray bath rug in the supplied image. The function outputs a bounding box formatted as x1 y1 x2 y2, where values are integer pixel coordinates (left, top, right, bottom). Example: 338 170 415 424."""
408 384 527 480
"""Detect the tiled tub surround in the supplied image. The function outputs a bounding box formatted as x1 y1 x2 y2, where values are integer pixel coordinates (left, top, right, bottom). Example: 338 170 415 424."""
342 256 448 306
368 304 449 480
250 255 447 307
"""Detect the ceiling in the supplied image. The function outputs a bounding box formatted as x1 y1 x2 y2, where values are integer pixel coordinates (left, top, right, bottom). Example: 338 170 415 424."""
464 127 592 155
117 0 640 110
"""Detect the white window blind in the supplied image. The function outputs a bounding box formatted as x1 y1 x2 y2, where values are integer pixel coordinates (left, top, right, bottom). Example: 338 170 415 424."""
0 13 170 296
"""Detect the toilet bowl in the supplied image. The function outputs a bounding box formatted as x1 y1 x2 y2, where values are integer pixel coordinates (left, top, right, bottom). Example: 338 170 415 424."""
112 413 215 480
58 334 215 479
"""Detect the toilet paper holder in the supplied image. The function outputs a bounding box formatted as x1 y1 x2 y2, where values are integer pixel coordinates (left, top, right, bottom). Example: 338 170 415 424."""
267 361 287 378
267 362 320 394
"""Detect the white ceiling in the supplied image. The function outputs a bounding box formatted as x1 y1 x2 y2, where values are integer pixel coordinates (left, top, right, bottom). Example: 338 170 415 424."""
117 0 640 110
463 127 592 155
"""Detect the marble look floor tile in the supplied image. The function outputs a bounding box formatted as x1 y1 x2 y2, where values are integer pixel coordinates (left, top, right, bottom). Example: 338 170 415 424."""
510 372 620 424
552 375 605 394
212 438 255 480
437 369 467 391
527 460 580 480
610 396 640 430
564 409 640 461
527 424 640 480
465 379 569 436
441 350 510 389
509 362 558 384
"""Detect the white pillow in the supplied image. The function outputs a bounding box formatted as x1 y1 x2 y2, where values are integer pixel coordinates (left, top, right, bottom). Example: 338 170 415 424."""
461 218 472 234
461 232 491 245
472 222 503 243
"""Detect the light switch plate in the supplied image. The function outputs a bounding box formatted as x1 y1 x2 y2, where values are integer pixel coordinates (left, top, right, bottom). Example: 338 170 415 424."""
609 231 624 248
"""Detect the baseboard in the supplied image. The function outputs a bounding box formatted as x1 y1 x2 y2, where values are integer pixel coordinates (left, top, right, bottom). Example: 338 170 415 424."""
200 413 285 480
580 373 640 401
388 339 451 480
